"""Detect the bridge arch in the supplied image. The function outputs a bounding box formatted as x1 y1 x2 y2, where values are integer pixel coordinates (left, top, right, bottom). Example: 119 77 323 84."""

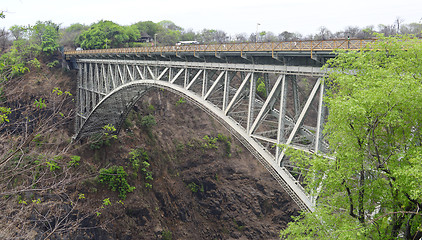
77 79 314 211
72 59 329 212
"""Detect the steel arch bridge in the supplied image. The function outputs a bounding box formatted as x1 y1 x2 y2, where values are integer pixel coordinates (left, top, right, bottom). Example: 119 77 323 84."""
64 39 359 212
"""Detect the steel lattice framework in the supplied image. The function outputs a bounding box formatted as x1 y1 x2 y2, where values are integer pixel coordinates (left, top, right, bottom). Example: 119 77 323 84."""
73 57 328 212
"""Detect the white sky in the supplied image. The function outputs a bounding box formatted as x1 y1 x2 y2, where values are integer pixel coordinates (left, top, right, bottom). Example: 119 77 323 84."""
1 0 421 36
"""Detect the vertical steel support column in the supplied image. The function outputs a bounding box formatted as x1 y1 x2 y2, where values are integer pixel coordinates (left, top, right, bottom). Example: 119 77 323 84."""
88 63 94 112
184 68 189 88
202 69 208 98
276 74 287 164
108 64 115 90
101 63 108 95
95 63 101 96
291 76 300 121
75 63 83 134
264 73 270 98
247 72 257 134
122 64 127 83
222 71 230 111
83 63 90 114
314 80 325 153
154 65 158 80
91 63 97 108
168 67 172 82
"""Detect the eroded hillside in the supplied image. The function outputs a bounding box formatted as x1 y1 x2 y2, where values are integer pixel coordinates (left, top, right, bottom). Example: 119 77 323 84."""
0 64 299 239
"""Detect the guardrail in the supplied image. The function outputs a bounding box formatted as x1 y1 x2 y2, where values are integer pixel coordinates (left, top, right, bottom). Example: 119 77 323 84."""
64 39 377 56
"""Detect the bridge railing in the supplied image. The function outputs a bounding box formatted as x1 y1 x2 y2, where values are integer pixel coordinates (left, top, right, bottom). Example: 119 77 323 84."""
64 39 377 56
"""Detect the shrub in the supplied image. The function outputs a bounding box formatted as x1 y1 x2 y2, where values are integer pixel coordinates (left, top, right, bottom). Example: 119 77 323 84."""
256 77 267 99
162 230 172 240
217 133 232 157
187 182 204 193
128 148 153 188
140 115 156 138
202 135 218 149
46 160 60 172
128 148 149 172
89 124 118 149
68 155 80 167
140 115 156 129
98 166 135 199
175 97 186 106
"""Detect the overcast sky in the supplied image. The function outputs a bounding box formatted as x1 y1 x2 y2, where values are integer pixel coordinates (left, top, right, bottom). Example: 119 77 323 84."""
1 0 422 36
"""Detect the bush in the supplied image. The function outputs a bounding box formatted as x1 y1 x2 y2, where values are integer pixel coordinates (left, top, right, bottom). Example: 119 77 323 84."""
256 77 267 99
98 166 135 199
89 124 117 149
128 148 153 188
162 230 172 240
128 148 149 172
140 115 156 129
202 135 218 149
187 182 204 193
140 115 156 138
217 133 232 157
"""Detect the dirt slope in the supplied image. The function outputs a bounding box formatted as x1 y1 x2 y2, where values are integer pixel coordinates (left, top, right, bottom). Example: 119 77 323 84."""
71 89 299 239
0 64 299 239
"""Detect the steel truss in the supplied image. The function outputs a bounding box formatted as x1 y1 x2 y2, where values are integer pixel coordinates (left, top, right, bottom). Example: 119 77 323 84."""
75 59 328 211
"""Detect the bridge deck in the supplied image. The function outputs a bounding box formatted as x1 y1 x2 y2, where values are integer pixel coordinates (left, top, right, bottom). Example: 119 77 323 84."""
65 39 376 59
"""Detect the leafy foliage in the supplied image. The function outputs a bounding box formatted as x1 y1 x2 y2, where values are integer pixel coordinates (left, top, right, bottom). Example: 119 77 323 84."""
175 97 186 106
140 115 156 129
256 77 267 99
33 98 46 109
46 160 60 172
217 133 232 157
201 134 232 157
187 182 204 193
76 20 140 49
32 21 61 55
128 148 149 172
68 155 81 167
98 166 135 199
89 124 118 149
128 148 153 188
0 106 11 123
202 135 218 149
140 115 156 138
162 230 172 240
280 35 422 239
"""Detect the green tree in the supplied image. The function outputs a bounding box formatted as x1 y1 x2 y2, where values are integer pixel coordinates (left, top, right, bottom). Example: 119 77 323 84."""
76 20 140 49
198 29 227 43
158 20 182 31
9 25 29 40
180 29 197 41
132 21 162 37
32 21 61 55
280 35 422 239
